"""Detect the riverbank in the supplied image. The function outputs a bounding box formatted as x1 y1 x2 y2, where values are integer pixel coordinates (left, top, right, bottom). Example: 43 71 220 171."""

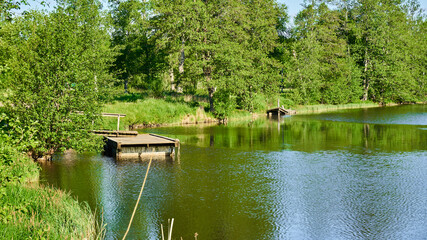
0 145 102 239
102 98 398 129
101 98 216 130
292 102 384 114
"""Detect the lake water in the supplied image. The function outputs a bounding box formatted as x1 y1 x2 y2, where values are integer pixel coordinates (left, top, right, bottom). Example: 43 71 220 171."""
40 104 427 239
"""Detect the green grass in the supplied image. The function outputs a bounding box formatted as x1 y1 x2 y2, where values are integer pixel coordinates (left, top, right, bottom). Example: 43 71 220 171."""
293 102 381 114
0 184 101 239
101 98 215 130
100 94 388 129
228 109 254 119
0 144 102 239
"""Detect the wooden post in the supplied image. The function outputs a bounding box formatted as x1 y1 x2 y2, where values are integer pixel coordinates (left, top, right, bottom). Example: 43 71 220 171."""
117 116 120 131
277 98 280 107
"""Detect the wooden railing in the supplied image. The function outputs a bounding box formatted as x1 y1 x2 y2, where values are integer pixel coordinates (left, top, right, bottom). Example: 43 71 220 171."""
101 113 126 131
75 111 126 131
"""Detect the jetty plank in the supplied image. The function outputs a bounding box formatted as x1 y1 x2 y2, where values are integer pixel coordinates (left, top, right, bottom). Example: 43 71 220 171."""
92 130 138 136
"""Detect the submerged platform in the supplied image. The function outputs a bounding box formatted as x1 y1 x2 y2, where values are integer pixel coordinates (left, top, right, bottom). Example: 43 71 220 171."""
104 134 180 160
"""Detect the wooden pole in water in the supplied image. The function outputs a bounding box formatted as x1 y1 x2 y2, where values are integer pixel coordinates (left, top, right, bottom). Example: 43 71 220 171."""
122 157 153 240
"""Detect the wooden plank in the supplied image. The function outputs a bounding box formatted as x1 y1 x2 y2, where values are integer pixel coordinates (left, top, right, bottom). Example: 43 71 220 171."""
93 130 138 136
106 134 176 146
149 133 179 143
74 111 126 117
101 113 126 117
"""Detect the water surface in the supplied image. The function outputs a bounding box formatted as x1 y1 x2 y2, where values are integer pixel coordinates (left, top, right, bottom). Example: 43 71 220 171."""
40 105 427 239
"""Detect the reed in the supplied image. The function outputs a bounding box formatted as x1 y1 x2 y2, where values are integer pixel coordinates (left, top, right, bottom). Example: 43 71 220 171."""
161 218 174 240
0 184 101 239
160 219 199 240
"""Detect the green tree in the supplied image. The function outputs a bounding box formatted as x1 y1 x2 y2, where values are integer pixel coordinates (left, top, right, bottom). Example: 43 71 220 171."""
152 0 286 115
287 1 362 104
350 0 425 103
0 0 26 22
109 0 166 94
1 0 115 159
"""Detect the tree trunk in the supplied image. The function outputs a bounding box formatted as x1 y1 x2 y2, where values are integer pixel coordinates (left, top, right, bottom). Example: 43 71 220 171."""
362 48 369 101
169 67 175 91
208 86 215 113
124 79 128 93
179 39 185 74
205 67 214 112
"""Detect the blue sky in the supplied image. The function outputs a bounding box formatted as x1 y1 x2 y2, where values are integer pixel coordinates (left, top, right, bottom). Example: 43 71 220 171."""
17 0 427 21
278 0 305 18
20 0 306 15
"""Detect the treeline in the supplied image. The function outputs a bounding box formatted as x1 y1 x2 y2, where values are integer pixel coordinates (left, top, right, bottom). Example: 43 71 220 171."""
108 0 426 109
284 0 426 105
1 0 426 110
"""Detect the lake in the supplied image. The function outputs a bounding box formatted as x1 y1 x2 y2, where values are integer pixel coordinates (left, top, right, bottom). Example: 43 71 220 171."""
40 104 427 239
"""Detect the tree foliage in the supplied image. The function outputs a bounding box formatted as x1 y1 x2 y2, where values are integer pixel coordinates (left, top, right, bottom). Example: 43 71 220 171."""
283 0 425 104
109 0 167 94
1 0 115 159
152 0 287 115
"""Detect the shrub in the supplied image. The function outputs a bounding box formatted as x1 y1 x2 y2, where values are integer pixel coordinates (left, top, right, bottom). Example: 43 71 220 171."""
0 144 39 187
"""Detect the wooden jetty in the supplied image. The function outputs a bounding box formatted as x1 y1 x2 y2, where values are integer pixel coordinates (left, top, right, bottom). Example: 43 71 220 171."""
104 133 180 160
266 107 296 117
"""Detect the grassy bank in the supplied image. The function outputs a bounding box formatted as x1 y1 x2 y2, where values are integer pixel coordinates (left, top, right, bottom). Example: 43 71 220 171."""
291 102 383 114
0 184 100 239
227 102 386 120
0 145 101 239
101 97 400 129
102 98 215 130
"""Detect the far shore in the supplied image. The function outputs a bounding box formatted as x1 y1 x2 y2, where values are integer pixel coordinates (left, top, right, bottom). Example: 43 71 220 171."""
132 102 425 130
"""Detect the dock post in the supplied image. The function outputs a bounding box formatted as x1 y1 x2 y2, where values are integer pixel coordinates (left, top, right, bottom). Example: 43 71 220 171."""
117 115 120 131
176 140 180 163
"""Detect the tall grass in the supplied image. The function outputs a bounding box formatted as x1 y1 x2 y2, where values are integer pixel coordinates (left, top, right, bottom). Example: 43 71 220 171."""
293 102 381 114
0 144 101 239
102 98 214 129
0 184 100 239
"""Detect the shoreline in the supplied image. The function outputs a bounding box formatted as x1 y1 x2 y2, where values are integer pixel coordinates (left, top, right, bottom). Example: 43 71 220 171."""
131 102 422 130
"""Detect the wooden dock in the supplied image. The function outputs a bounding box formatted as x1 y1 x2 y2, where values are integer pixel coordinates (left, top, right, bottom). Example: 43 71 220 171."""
104 133 180 160
266 107 296 117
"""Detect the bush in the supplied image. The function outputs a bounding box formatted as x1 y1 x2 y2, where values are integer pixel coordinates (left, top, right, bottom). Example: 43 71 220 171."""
0 144 39 187
213 90 236 120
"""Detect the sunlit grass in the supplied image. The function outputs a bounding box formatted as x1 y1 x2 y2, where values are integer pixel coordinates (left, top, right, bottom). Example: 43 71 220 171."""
0 146 102 240
101 98 215 130
293 102 381 114
0 183 102 239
